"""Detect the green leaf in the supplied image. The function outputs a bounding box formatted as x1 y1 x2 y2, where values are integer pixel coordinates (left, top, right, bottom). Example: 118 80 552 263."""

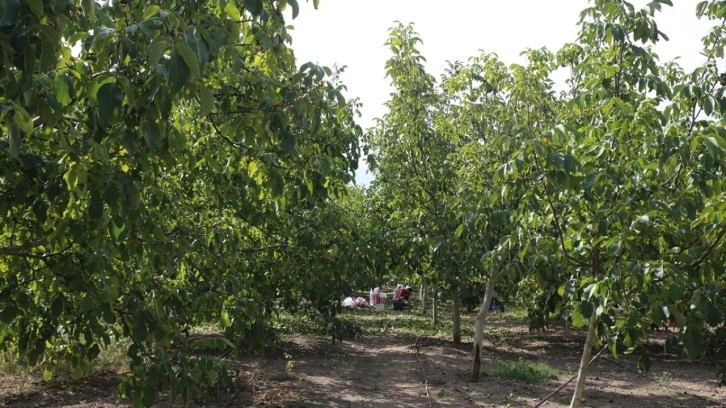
43 367 53 381
281 130 295 152
116 75 136 107
636 354 651 375
579 300 594 320
667 283 683 301
12 103 33 136
199 85 214 116
557 281 567 297
168 52 190 91
50 296 64 317
271 173 284 197
81 0 96 21
455 223 464 238
682 328 704 358
38 23 59 71
143 5 160 20
142 120 162 150
583 283 598 300
108 219 125 240
313 0 320 9
206 369 219 386
147 38 168 65
258 33 273 51
175 40 201 78
54 74 71 106
220 310 231 327
22 0 43 17
288 0 299 18
0 304 18 324
32 199 47 223
225 3 241 20
704 135 726 156
703 95 713 116
572 305 587 327
244 0 263 16
96 83 124 126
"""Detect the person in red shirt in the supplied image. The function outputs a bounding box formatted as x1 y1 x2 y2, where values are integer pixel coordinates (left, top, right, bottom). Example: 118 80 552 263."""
393 285 412 311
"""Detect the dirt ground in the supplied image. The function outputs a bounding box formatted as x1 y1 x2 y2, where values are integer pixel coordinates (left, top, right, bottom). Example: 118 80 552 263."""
2 311 725 408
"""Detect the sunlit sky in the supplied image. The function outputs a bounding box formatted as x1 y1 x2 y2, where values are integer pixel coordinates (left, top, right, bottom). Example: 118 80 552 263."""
287 0 715 184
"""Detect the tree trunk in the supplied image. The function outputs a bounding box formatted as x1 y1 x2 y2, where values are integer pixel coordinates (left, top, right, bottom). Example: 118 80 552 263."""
432 291 438 325
471 279 495 382
419 283 427 314
452 285 461 344
570 309 597 408
471 341 481 381
562 308 570 335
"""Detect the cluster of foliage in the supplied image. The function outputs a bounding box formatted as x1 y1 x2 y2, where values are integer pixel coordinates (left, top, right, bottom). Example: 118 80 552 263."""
0 0 380 405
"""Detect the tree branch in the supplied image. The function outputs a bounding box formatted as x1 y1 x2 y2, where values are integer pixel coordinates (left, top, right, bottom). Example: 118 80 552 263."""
0 239 48 259
683 228 725 271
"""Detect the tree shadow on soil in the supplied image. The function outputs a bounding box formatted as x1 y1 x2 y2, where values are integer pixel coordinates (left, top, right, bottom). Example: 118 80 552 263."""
2 328 724 408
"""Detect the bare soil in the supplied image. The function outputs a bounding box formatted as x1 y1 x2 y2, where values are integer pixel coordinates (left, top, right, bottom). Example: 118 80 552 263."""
2 311 724 408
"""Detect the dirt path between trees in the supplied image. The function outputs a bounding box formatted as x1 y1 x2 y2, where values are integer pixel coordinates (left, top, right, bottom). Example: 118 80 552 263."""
2 314 725 407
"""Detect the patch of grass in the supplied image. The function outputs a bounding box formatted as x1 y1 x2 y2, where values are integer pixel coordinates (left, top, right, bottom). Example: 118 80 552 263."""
273 299 526 343
273 311 330 336
485 328 516 345
0 337 130 383
486 358 559 384
0 350 31 377
189 321 223 336
498 306 528 321
95 338 131 373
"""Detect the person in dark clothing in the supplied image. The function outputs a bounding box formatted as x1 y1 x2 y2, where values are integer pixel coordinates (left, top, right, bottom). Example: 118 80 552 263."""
392 285 412 311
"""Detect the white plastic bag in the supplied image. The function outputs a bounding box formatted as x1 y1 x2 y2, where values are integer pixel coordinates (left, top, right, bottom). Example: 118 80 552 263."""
342 297 356 308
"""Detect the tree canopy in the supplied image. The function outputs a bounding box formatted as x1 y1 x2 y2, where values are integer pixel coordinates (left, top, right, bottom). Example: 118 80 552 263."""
1 0 365 404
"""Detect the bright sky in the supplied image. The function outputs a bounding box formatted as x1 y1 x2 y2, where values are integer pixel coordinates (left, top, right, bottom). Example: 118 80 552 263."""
288 0 715 185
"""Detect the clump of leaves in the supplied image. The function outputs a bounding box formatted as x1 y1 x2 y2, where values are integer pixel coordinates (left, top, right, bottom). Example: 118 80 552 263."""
486 358 559 384
328 317 363 343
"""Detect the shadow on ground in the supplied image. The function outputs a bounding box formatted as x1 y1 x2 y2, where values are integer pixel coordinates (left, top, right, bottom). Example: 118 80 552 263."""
2 314 724 407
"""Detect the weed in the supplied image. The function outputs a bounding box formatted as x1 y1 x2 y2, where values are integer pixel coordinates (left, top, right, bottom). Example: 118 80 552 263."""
502 390 516 407
659 370 673 387
0 350 30 377
90 337 131 374
284 352 295 375
486 358 559 384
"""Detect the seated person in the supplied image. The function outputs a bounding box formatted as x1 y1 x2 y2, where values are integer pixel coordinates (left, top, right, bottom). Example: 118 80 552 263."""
392 285 412 311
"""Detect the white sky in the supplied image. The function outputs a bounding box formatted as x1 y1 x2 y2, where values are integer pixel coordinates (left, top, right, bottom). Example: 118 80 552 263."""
288 0 715 184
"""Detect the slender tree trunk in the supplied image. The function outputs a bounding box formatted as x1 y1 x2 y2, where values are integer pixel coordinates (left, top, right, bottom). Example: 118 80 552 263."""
570 309 597 408
432 291 438 325
562 307 570 335
419 283 427 314
471 279 495 382
452 285 461 344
